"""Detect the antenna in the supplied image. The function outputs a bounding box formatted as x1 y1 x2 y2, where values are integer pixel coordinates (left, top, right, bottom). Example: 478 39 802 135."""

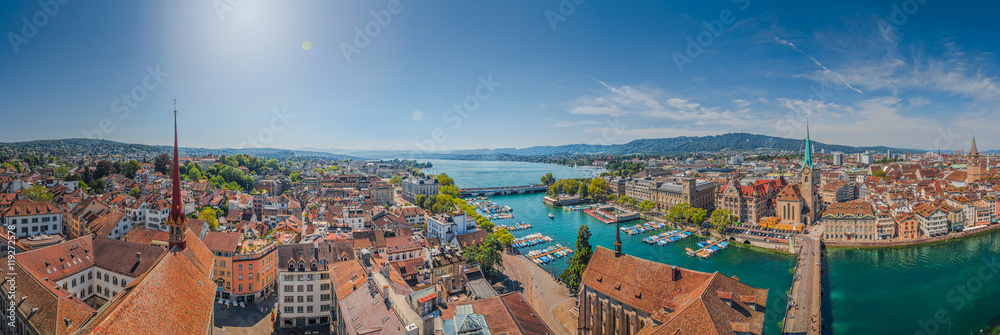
173 98 177 114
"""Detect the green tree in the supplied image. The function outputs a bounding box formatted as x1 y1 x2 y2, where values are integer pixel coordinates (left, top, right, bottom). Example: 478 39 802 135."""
122 160 141 179
440 185 460 198
435 173 455 187
540 173 556 185
54 166 71 179
639 200 656 212
686 207 708 226
560 225 593 291
154 154 171 175
198 207 220 231
578 183 589 198
415 194 427 208
290 171 301 182
710 209 737 234
422 195 436 210
388 175 402 185
24 185 53 202
668 203 691 224
129 186 141 199
494 228 514 247
588 178 608 201
464 234 504 280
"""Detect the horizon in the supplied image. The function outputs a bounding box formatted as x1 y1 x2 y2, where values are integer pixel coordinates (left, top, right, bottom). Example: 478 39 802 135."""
2 0 997 153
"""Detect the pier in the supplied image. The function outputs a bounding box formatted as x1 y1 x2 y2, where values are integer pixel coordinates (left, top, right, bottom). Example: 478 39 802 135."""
782 230 825 335
459 184 549 197
527 246 572 261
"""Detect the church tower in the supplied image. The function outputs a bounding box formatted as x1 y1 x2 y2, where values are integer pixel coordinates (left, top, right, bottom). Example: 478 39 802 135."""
968 133 982 184
801 121 816 224
167 102 187 250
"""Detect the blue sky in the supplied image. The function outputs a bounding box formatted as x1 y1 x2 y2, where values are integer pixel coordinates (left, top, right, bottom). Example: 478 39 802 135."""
1 0 997 152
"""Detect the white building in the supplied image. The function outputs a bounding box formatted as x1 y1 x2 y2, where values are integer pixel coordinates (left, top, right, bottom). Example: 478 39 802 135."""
277 243 346 329
401 177 439 203
3 201 63 238
426 212 476 244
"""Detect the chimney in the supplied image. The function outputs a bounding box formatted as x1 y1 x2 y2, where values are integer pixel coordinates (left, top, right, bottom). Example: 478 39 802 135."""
136 252 142 263
672 266 680 281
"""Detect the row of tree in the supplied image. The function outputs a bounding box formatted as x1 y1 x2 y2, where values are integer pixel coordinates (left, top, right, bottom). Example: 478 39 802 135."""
543 176 609 201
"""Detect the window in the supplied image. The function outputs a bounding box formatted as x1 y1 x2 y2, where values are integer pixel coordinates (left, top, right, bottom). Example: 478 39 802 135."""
249 264 253 270
284 296 293 303
249 273 253 280
72 279 77 287
320 284 330 291
238 284 242 292
284 275 293 281
121 280 127 287
32 218 38 223
238 264 242 271
297 296 304 303
307 285 313 292
238 274 243 280
307 296 313 303
88 272 92 279
321 305 330 312
320 273 329 280
249 283 253 291
297 285 303 292
113 277 118 285
306 306 313 313
284 306 293 313
32 226 38 232
41 217 49 222
320 294 330 301
284 285 293 292
297 306 303 313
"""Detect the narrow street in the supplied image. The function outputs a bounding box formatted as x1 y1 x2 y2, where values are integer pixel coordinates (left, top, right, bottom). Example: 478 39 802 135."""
501 253 577 334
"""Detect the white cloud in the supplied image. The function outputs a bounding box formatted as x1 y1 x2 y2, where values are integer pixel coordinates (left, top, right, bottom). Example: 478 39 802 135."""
551 120 600 127
733 99 751 108
775 37 865 95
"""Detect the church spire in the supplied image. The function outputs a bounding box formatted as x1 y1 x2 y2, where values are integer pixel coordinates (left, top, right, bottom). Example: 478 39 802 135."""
970 130 979 156
167 100 187 250
803 118 813 170
614 220 623 257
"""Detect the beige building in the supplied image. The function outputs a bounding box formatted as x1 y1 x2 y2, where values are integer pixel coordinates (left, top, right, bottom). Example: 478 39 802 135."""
822 201 877 242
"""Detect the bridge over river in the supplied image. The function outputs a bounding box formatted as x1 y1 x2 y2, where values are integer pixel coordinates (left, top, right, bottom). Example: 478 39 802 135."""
459 184 548 197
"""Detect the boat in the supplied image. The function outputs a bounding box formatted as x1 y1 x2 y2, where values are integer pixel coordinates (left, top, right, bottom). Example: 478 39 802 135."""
548 213 555 219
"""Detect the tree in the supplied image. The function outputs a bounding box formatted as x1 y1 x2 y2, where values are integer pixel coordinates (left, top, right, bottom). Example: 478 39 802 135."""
588 178 608 201
607 194 618 203
687 207 708 226
95 160 116 179
24 185 53 202
415 194 427 208
388 175 402 185
464 234 504 280
494 228 514 247
540 173 556 185
577 183 589 198
198 207 220 231
435 173 455 187
560 225 593 291
422 195 436 210
121 160 141 179
668 203 691 224
710 209 737 234
440 185 460 198
54 166 71 179
290 171 302 182
154 154 171 175
129 186 141 199
638 200 656 213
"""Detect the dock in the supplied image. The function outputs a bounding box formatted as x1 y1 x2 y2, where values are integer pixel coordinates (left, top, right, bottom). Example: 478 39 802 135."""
685 239 729 258
496 222 532 231
512 233 553 248
584 205 640 224
527 246 573 263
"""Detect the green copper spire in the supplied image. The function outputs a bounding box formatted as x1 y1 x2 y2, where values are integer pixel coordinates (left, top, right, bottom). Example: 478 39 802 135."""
803 119 813 170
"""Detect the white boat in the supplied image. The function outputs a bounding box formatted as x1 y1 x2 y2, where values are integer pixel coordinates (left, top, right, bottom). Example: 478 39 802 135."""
548 213 555 219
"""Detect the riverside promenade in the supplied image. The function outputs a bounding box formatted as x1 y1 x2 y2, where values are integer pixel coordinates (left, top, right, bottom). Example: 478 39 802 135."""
501 252 577 334
782 225 825 335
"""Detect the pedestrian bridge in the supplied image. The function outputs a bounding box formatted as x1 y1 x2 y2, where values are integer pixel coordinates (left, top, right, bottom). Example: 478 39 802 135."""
459 184 549 197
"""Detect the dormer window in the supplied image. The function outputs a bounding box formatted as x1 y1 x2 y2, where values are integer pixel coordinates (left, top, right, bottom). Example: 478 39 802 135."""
288 261 294 271
311 262 317 271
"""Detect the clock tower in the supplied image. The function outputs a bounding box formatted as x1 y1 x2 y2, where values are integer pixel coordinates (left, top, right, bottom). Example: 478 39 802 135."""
968 133 982 184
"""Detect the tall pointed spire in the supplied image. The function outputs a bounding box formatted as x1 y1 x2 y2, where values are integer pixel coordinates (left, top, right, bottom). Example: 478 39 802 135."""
970 130 979 156
167 100 187 250
614 219 622 257
803 118 813 170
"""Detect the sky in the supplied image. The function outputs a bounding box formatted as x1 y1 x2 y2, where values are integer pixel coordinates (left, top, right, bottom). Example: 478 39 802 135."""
1 0 998 153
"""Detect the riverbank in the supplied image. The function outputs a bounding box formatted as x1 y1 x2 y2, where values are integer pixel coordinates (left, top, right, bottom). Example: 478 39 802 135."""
826 223 1000 249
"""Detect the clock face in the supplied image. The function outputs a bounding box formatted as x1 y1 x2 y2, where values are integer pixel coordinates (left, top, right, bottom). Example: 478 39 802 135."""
971 156 981 165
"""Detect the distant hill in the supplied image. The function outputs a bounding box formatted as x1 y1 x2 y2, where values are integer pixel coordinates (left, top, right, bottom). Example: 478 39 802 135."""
316 133 924 159
0 138 359 160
